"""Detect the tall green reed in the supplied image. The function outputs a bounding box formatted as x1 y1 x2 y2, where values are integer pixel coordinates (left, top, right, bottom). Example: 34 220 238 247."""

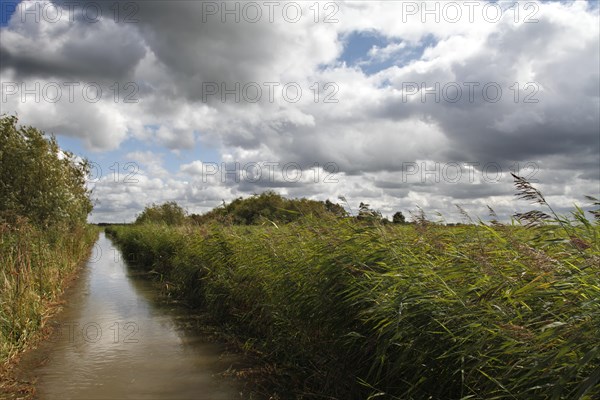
107 192 599 399
0 220 98 364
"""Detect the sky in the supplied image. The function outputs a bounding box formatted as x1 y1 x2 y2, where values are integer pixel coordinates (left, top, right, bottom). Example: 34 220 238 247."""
1 0 599 223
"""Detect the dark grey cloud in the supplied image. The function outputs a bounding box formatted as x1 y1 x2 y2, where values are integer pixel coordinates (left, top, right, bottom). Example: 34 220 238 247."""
1 4 146 81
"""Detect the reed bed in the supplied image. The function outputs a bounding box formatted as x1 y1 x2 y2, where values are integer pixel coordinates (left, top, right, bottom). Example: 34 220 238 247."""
107 213 599 399
0 220 98 364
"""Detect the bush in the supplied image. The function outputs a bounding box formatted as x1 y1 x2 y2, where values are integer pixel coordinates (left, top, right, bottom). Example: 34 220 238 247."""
0 115 92 228
135 201 187 225
188 191 348 225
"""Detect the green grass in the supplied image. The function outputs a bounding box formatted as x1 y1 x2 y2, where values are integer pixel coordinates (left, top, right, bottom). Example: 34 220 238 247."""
0 221 98 364
106 215 599 399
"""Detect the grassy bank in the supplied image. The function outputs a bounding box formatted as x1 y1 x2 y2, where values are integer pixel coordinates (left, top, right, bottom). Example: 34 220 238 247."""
106 213 599 399
1 115 97 377
0 221 98 366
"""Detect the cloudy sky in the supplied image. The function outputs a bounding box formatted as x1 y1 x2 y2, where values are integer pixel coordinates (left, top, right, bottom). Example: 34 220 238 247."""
1 0 598 223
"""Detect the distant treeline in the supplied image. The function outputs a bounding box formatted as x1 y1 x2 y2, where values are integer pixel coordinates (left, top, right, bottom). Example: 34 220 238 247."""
134 191 412 226
95 222 131 227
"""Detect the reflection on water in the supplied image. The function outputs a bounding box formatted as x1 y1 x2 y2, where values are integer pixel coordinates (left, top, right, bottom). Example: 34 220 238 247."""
22 232 241 400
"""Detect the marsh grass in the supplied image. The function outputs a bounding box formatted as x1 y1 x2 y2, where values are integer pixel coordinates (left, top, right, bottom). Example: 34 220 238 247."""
107 181 599 399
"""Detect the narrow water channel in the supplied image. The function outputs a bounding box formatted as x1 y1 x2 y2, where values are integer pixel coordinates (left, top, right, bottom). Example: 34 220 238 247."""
20 232 242 399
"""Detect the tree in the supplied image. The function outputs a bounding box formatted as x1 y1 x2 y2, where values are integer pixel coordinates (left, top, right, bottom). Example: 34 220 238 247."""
392 211 406 224
357 202 382 221
135 202 187 225
0 115 93 227
324 199 348 217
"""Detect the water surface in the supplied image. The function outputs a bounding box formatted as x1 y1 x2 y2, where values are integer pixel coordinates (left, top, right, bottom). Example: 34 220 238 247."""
21 232 241 400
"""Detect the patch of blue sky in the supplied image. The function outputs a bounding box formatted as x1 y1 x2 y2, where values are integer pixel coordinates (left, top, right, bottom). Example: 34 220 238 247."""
583 0 599 10
55 127 221 180
337 30 438 76
164 133 222 173
55 135 146 184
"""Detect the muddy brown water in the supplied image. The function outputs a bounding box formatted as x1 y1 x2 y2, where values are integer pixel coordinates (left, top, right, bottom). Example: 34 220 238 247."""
17 232 243 399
